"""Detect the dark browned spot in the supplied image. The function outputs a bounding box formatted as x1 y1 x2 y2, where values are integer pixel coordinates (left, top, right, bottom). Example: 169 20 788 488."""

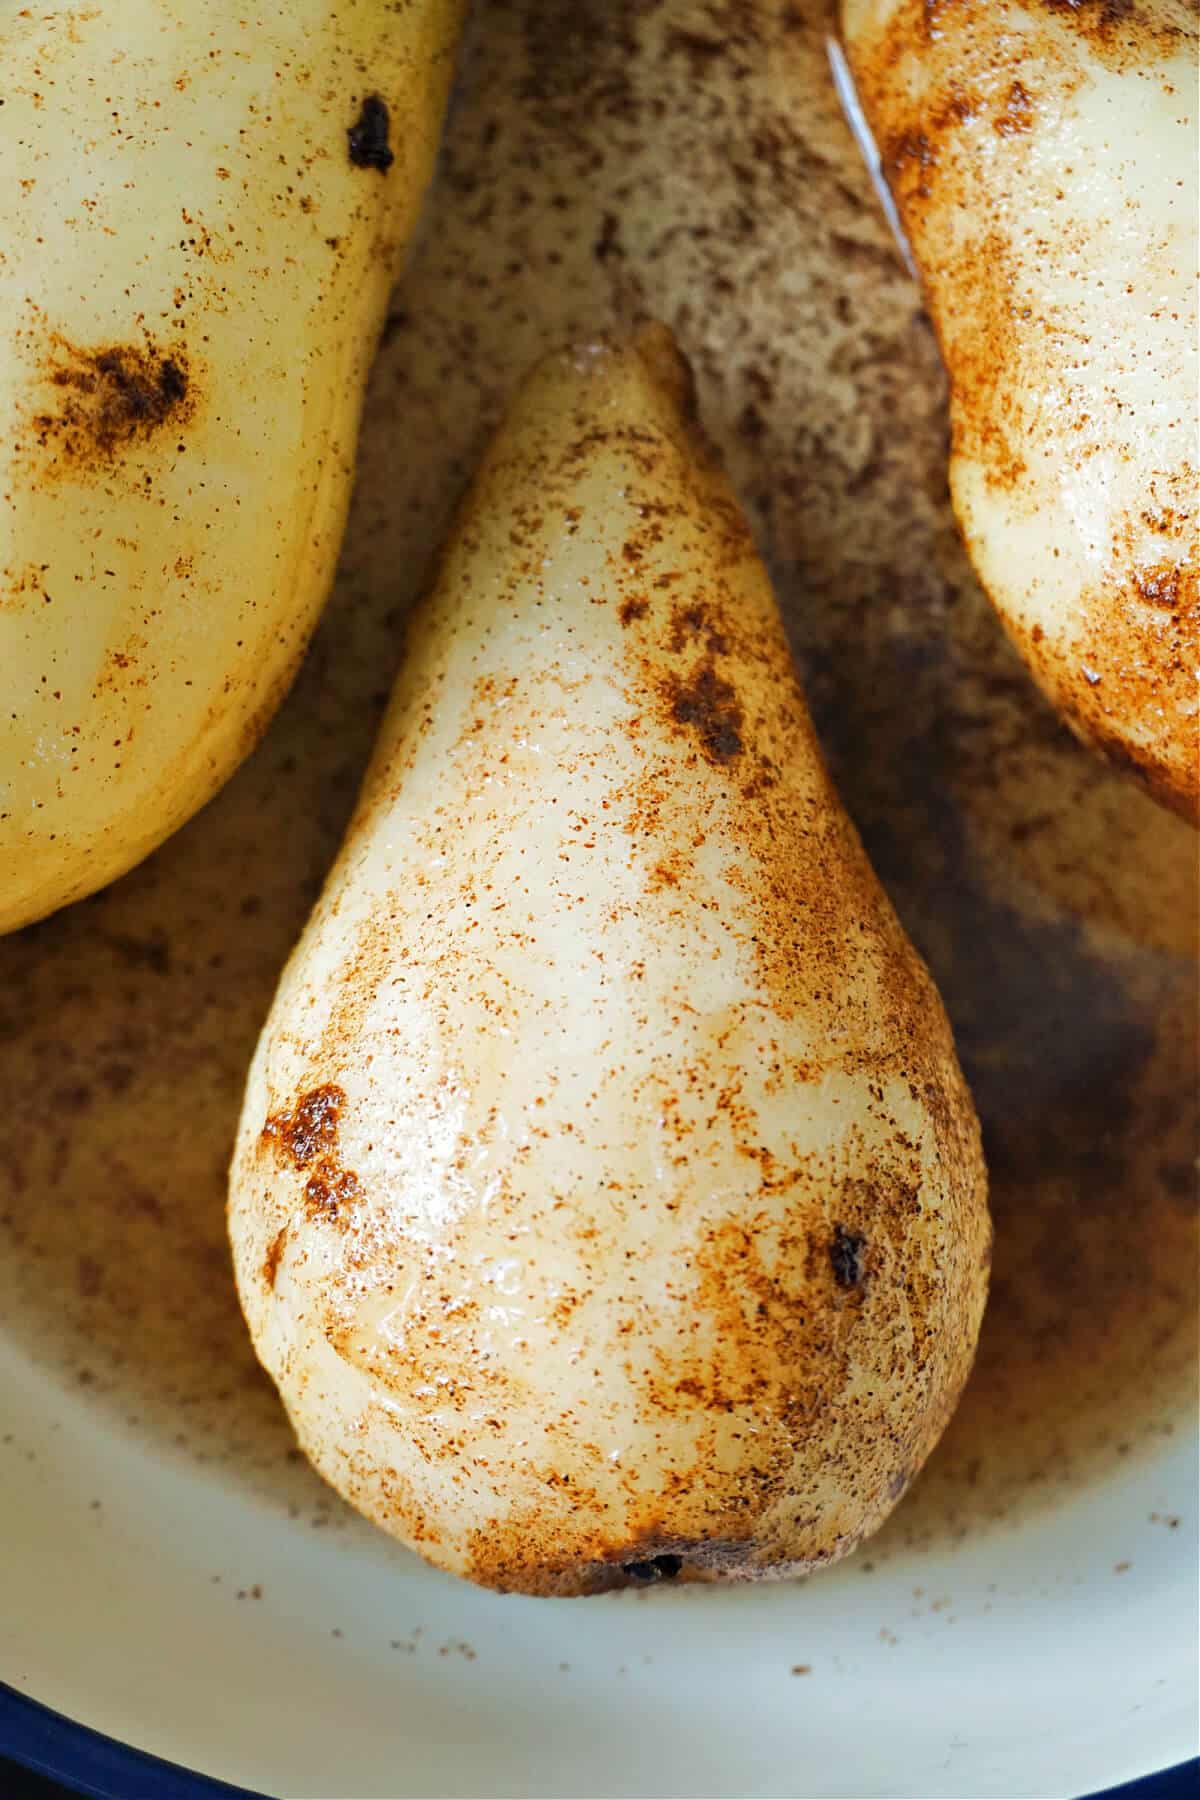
261 1085 345 1168
303 1165 361 1220
33 338 191 467
618 595 649 626
262 1084 363 1225
622 1553 683 1581
262 1225 288 1291
664 662 744 763
830 1224 867 1289
667 600 729 656
348 94 394 173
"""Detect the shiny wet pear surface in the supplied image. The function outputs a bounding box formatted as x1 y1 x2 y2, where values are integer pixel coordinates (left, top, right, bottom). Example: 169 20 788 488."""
842 0 1199 819
0 0 464 931
229 329 990 1596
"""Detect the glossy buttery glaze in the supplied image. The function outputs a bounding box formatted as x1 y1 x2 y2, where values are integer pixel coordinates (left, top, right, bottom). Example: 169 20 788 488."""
0 0 463 932
842 0 1199 818
229 328 990 1595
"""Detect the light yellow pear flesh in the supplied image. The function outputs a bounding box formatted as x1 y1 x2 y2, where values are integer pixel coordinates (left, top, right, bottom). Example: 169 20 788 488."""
842 0 1198 820
229 328 990 1596
0 0 463 932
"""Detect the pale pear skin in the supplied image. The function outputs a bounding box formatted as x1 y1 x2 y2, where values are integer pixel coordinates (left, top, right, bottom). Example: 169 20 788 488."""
841 0 1199 821
229 327 990 1596
0 0 463 933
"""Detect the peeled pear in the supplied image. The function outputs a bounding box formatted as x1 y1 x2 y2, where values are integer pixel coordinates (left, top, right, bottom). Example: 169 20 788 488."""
841 0 1198 820
0 0 463 932
229 326 990 1595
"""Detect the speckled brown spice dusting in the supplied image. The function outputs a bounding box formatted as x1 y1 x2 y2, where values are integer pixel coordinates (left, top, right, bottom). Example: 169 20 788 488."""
846 0 1198 816
348 95 395 173
1132 564 1183 609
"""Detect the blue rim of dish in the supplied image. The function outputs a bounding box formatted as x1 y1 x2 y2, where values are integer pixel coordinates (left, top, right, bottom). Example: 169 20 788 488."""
2 1677 1196 1800
0 1684 270 1800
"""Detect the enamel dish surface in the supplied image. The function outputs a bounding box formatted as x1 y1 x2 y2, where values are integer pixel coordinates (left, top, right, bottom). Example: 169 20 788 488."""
1 5 1196 1795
